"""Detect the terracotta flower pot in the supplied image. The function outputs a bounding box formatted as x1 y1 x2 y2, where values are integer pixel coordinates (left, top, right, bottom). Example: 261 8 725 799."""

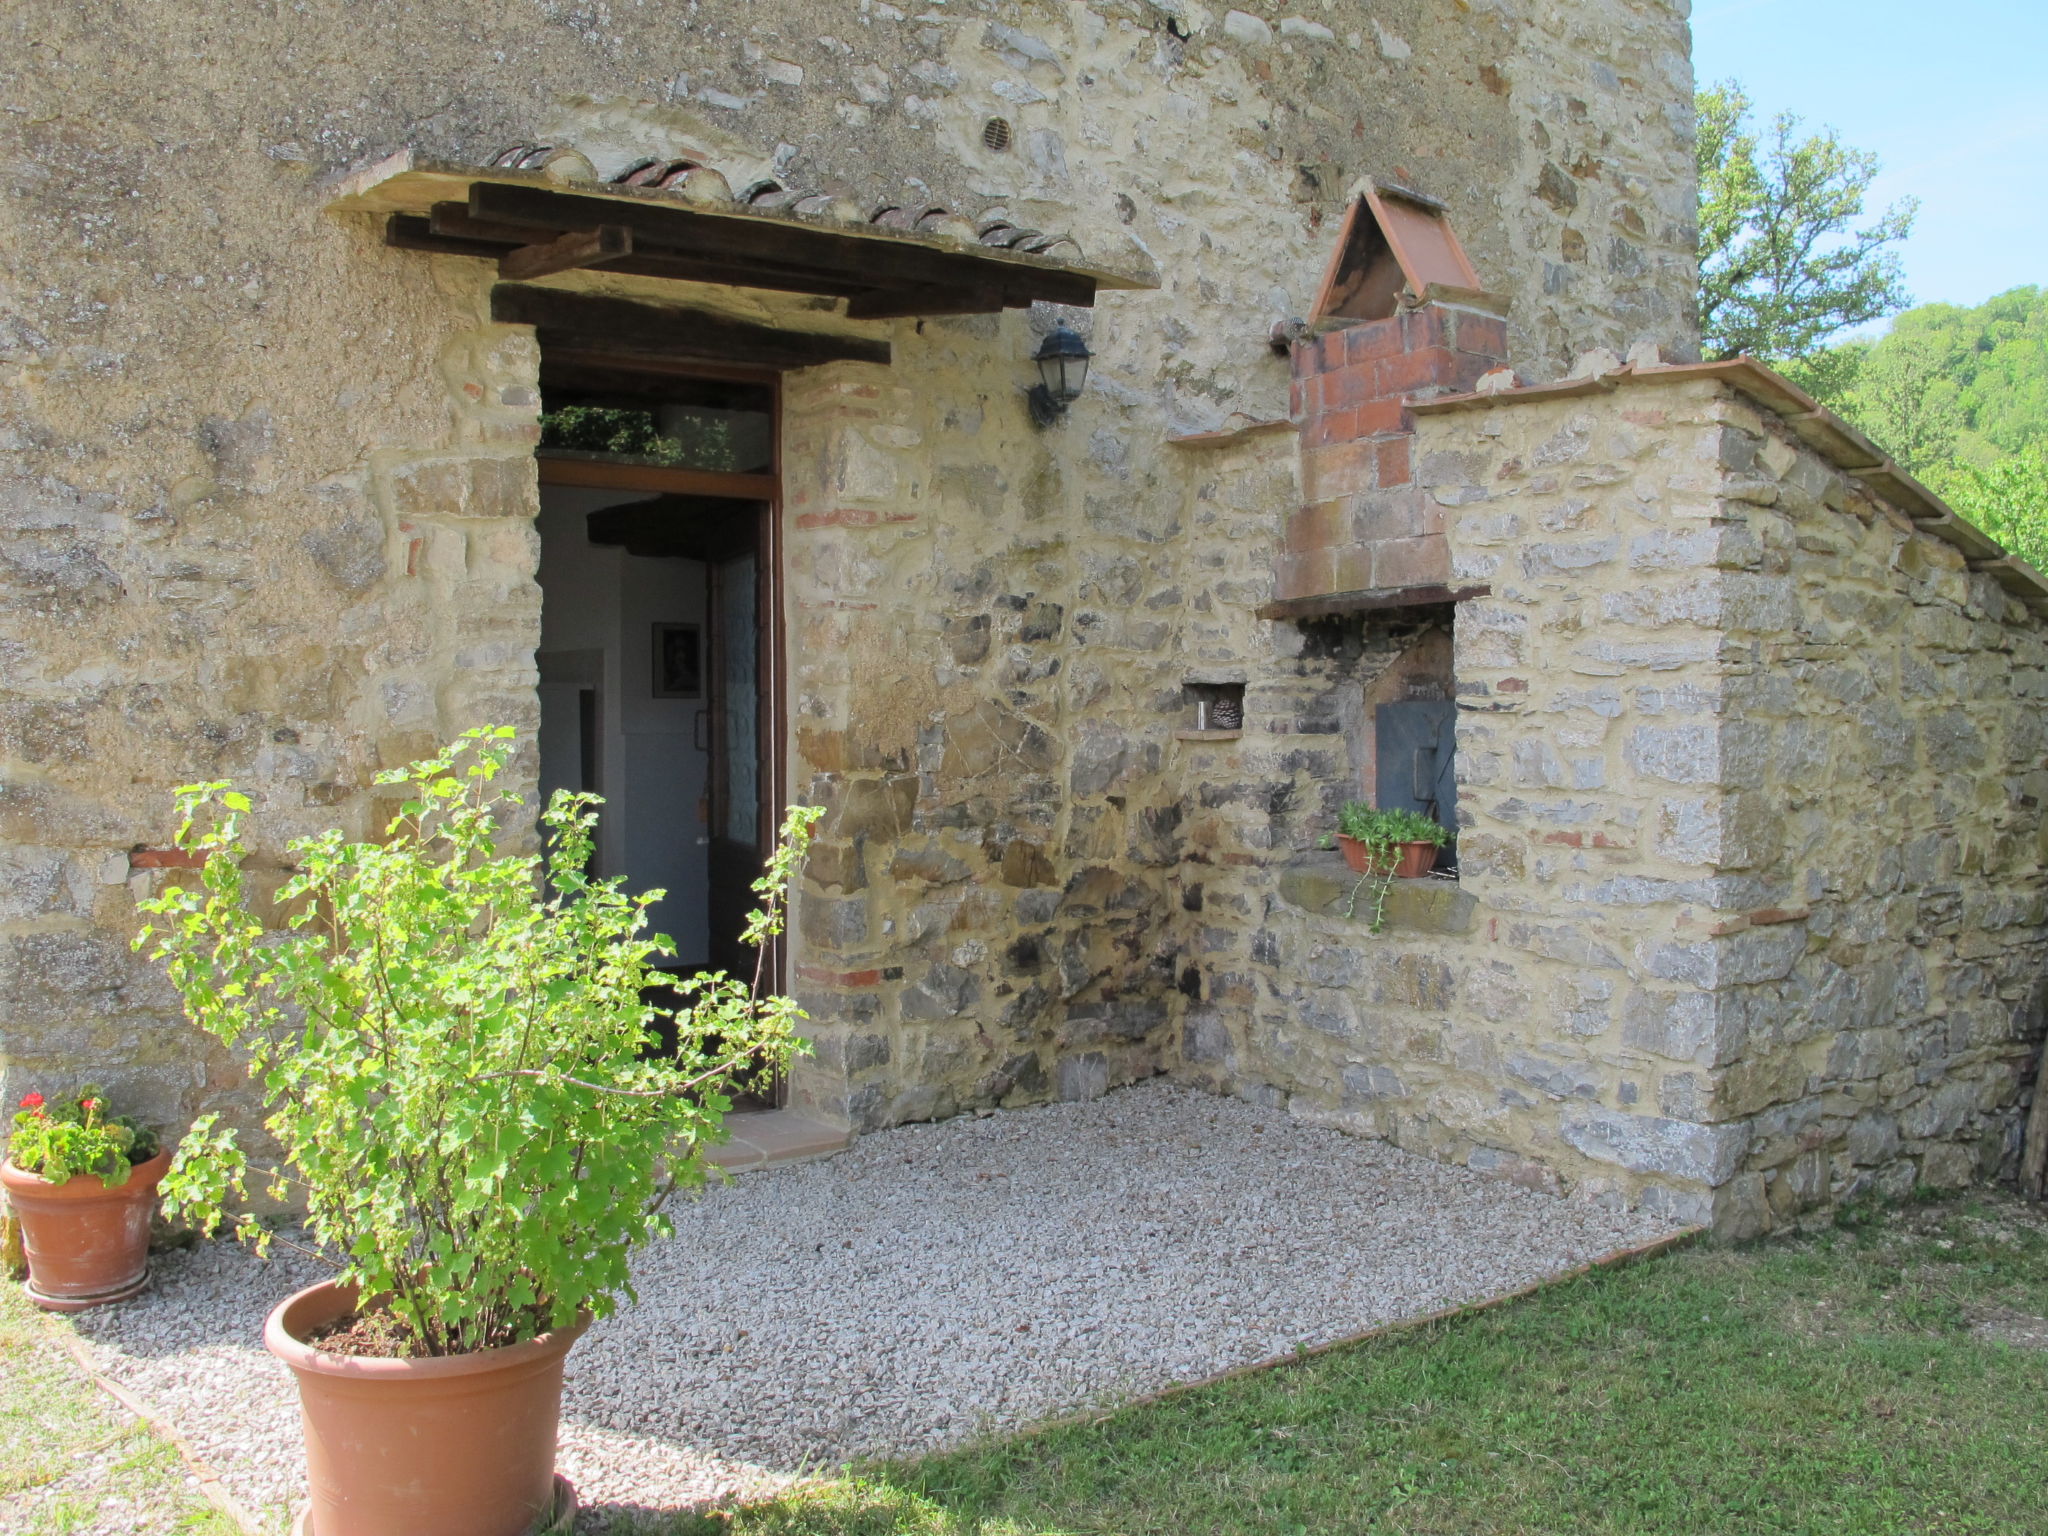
1 1146 172 1311
266 1279 587 1536
1333 834 1386 875
1392 840 1439 878
1333 837 1439 879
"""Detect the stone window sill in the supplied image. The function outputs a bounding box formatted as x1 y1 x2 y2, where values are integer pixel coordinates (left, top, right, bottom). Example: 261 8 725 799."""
1173 729 1243 742
1276 851 1475 935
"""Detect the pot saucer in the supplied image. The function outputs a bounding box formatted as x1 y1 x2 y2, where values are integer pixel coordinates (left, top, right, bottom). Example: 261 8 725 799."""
23 1266 151 1313
290 1473 578 1536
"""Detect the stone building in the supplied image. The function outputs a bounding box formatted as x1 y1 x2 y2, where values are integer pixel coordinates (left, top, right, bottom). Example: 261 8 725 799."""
2 0 2041 1235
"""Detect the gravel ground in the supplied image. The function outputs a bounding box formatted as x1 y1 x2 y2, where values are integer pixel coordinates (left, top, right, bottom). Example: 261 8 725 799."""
65 1081 1678 1533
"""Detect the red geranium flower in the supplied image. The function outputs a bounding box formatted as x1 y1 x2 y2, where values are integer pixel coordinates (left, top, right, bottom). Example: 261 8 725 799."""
19 1092 42 1109
81 1097 100 1112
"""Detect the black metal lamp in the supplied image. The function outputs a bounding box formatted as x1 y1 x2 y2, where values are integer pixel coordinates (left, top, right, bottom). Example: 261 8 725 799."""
1027 325 1092 427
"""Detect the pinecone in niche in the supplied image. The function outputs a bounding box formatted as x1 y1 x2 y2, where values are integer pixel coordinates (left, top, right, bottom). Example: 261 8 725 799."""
1211 694 1243 730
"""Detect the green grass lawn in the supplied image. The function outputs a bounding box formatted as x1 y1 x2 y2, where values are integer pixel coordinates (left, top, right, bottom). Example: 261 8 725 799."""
0 1276 240 1536
680 1195 2048 1536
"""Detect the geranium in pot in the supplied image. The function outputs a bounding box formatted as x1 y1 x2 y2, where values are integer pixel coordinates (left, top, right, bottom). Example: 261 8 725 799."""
136 727 819 1536
2 1086 168 1310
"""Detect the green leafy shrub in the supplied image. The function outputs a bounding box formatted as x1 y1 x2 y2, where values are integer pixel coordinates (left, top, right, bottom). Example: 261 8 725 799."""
135 726 818 1358
7 1086 160 1186
1334 803 1451 849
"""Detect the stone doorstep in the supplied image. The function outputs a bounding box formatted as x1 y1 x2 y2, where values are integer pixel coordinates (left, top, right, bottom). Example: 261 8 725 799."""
705 1110 852 1173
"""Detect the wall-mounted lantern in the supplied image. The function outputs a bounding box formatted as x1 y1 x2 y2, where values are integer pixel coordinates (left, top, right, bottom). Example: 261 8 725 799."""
1027 325 1093 427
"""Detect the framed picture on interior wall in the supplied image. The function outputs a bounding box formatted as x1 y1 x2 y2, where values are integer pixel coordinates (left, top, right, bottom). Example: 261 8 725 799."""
652 622 702 699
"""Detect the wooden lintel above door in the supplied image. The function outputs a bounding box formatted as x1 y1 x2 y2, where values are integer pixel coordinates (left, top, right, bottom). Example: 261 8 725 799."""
491 283 890 373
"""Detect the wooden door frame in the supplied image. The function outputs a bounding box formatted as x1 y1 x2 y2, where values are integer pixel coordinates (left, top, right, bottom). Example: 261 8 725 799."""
534 364 787 1008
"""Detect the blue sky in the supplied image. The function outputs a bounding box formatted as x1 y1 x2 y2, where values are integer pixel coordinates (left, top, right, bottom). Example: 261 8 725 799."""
1690 0 2048 314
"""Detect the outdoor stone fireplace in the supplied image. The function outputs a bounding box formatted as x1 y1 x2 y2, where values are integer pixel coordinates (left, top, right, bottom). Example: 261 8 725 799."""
1172 351 2048 1233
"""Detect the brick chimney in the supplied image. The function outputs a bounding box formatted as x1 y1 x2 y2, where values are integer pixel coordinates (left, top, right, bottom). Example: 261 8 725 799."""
1278 298 1509 603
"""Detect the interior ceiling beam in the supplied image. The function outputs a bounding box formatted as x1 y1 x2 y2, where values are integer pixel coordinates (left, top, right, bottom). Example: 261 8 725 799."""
491 283 892 370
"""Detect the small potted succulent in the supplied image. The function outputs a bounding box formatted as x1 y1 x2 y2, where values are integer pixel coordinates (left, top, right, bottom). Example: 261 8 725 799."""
2 1085 169 1310
136 727 818 1536
1329 802 1451 879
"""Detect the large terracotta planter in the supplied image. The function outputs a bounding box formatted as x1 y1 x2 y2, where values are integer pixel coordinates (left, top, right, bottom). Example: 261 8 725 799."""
266 1279 587 1536
1334 837 1439 879
1 1146 172 1311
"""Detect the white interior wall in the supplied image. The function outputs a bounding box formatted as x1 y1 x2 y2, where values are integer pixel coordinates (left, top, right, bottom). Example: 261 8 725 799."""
536 484 711 964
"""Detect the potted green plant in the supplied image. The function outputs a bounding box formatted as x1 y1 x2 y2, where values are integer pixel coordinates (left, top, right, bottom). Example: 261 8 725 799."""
1 1086 168 1310
1330 802 1451 879
136 727 819 1536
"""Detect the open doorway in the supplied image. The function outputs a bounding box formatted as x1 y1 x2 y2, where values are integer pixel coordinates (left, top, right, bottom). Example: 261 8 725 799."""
532 360 784 1094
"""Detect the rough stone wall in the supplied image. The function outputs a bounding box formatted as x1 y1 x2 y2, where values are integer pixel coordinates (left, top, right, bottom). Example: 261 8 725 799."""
776 338 1203 1130
1179 382 1753 1224
1181 375 2048 1230
1695 388 2048 1234
0 0 1699 1136
1502 0 1701 368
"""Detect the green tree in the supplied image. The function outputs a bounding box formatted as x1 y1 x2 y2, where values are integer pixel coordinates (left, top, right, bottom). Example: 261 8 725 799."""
1696 82 1917 360
1947 450 2048 571
1846 339 1966 475
1882 286 2048 462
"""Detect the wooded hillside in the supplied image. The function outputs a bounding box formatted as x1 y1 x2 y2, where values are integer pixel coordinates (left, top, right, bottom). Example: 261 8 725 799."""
1782 287 2048 567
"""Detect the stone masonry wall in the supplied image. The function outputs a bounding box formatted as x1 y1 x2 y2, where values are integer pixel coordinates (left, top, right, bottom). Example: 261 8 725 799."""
1690 386 2048 1234
1178 381 1755 1225
1177 373 2048 1230
0 0 1700 1137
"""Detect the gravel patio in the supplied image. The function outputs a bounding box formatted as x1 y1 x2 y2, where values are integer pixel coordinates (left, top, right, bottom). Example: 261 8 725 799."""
65 1082 1680 1533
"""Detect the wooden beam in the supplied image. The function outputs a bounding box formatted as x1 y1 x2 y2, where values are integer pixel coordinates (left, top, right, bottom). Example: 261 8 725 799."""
410 188 1095 315
1255 584 1489 622
499 225 633 282
537 455 779 498
493 284 891 371
386 214 506 260
469 181 1098 310
429 202 549 243
431 201 878 298
844 286 1007 320
538 349 783 394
